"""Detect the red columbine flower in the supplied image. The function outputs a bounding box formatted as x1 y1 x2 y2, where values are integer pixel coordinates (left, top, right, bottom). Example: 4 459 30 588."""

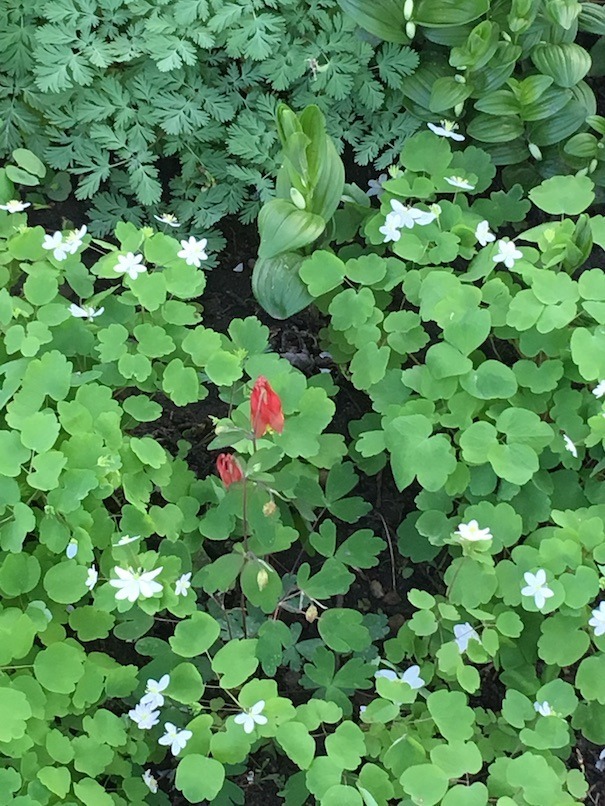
216 454 243 488
250 376 284 438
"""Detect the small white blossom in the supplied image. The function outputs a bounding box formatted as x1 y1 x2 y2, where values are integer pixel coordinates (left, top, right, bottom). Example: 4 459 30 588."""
493 239 523 270
589 601 605 637
521 569 555 610
534 700 553 717
379 212 402 243
69 303 104 321
374 669 398 682
454 520 493 543
175 572 192 597
596 748 605 772
0 200 31 213
141 674 170 709
142 770 158 794
114 534 140 546
453 622 480 653
427 121 465 142
411 207 438 226
475 220 496 247
114 252 146 280
64 225 87 254
85 565 98 592
154 213 180 227
390 199 425 230
234 700 268 734
66 540 78 559
158 722 192 755
445 176 475 191
563 433 578 458
128 701 160 730
592 381 605 399
401 665 425 690
367 173 388 197
359 705 367 715
178 236 208 267
109 566 163 603
42 232 70 261
375 665 425 690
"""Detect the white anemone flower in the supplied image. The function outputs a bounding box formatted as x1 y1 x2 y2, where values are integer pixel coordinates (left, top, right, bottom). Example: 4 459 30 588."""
493 239 523 270
589 601 605 637
85 565 98 591
454 520 493 543
109 566 163 602
69 303 104 321
411 207 438 226
0 200 31 213
521 569 555 610
64 225 87 254
534 700 553 717
475 220 496 247
114 252 146 280
592 381 605 399
142 770 158 793
401 665 425 689
158 723 193 755
379 212 402 243
374 669 398 682
563 433 578 458
128 701 160 730
234 700 268 734
390 199 423 229
141 674 170 709
445 176 475 191
154 213 180 227
427 121 465 141
375 665 425 690
175 572 192 597
453 623 480 653
42 232 70 261
178 236 208 267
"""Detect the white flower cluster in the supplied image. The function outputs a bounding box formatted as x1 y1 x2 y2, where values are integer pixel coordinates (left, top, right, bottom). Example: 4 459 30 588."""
42 226 87 261
379 199 440 243
128 674 193 793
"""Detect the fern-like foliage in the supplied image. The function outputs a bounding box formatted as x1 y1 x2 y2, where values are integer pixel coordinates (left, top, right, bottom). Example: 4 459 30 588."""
0 0 420 233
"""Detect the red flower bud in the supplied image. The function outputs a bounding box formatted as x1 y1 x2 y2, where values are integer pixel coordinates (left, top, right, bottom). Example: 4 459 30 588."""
216 454 243 488
250 376 284 438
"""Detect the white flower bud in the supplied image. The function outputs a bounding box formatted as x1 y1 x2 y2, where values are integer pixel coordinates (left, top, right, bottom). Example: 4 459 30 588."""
257 568 269 591
405 21 416 39
528 142 542 161
290 188 306 209
404 0 414 21
454 74 466 84
454 102 464 117
589 158 598 174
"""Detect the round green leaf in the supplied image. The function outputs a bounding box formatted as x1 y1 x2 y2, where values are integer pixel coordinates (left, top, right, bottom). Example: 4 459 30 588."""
529 174 595 215
169 611 220 657
34 642 85 693
400 764 449 806
43 561 88 604
176 755 225 802
276 722 315 770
